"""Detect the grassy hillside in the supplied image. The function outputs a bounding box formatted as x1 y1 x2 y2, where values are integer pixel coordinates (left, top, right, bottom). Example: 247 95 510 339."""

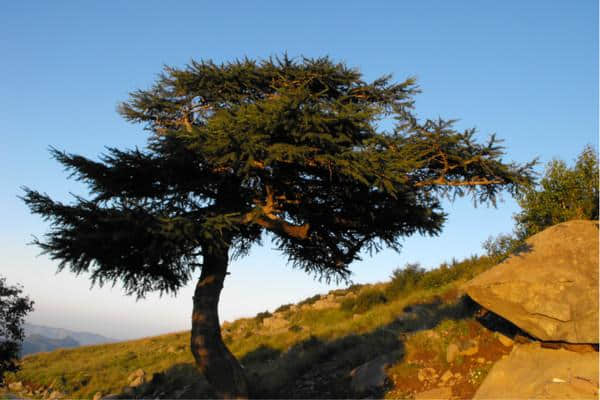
3 255 518 399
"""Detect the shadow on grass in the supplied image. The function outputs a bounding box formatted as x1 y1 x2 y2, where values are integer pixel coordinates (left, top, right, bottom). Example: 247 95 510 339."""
111 363 216 399
111 295 481 399
244 295 480 398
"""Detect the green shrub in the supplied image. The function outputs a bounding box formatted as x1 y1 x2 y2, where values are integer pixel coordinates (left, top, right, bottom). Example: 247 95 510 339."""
255 311 272 322
297 294 322 307
340 297 356 313
385 263 425 300
383 256 494 296
347 283 364 293
482 233 524 263
351 289 387 314
274 303 293 313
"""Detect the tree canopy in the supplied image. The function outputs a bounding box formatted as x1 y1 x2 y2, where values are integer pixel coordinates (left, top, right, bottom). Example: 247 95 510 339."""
24 56 533 296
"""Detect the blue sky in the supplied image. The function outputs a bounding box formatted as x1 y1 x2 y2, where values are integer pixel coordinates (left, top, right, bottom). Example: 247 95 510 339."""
1 1 597 339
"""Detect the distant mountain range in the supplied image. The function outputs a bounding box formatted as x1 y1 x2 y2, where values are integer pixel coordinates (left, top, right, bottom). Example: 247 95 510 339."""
21 323 118 356
21 334 80 356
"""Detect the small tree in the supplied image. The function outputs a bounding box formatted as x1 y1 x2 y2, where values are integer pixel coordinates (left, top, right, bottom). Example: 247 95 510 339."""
0 276 34 384
483 145 599 262
515 145 598 238
23 56 533 397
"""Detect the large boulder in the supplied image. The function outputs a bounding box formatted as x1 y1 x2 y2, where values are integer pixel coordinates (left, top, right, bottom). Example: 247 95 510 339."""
473 343 598 399
464 220 598 343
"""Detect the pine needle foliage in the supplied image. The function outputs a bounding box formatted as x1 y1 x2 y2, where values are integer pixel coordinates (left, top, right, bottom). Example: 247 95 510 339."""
22 55 534 298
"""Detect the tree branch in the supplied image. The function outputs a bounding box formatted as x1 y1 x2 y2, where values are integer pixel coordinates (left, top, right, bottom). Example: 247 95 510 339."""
414 177 505 187
241 185 309 239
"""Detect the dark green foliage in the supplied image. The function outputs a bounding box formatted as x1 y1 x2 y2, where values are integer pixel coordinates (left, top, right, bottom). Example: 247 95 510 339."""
274 303 293 313
22 55 534 298
342 288 387 314
255 311 272 322
384 255 494 300
482 233 524 264
420 256 493 289
0 276 34 384
385 263 426 299
297 294 322 307
514 145 599 238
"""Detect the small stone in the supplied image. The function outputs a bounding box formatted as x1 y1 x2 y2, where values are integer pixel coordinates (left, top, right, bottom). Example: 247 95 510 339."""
128 368 145 382
477 357 486 364
93 392 102 400
417 367 438 383
552 377 566 383
459 340 479 356
350 351 403 392
101 394 121 399
48 390 63 400
446 343 459 363
440 370 453 383
8 381 23 391
497 334 514 347
129 376 145 387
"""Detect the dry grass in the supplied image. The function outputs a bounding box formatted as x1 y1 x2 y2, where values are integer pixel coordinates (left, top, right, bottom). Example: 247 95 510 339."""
5 255 497 399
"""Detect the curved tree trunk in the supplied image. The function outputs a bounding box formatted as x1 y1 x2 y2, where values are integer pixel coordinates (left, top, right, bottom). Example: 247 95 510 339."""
191 246 249 398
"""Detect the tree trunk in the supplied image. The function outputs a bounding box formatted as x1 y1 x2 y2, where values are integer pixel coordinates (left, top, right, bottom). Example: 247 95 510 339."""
191 246 249 398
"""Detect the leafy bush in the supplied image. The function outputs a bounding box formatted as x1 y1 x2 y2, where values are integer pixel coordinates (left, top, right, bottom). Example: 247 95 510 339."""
383 256 494 297
347 284 364 293
482 233 524 263
340 297 356 313
274 303 293 313
345 289 387 314
385 263 426 300
255 311 272 322
297 294 322 307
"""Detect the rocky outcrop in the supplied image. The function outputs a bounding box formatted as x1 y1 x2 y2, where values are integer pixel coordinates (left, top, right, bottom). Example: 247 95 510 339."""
464 220 599 343
473 343 598 399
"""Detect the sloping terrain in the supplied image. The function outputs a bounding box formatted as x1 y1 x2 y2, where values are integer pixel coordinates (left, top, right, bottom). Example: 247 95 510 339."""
3 255 510 399
5 219 599 400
